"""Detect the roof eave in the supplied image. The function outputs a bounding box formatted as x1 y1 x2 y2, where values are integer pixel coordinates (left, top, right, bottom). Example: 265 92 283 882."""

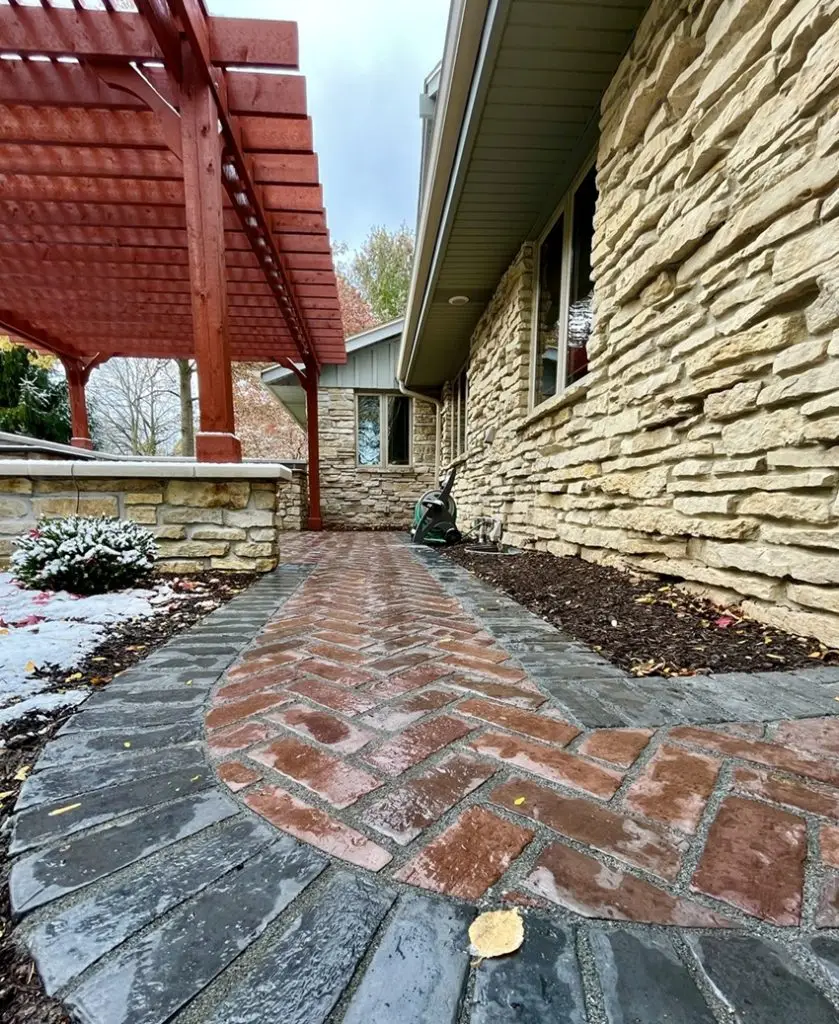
397 0 500 388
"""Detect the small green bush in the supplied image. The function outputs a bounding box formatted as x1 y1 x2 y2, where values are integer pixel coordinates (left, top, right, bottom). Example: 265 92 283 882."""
11 516 157 595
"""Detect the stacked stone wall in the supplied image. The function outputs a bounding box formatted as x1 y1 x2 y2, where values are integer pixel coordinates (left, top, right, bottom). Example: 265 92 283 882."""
318 387 437 528
443 0 839 645
0 473 300 573
275 469 308 531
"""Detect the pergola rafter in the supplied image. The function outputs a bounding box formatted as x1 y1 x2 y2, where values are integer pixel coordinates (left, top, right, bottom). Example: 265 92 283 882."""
0 0 343 518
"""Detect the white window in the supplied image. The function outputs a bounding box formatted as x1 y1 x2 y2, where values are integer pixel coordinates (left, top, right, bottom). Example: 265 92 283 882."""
450 366 468 460
356 392 412 467
532 159 598 405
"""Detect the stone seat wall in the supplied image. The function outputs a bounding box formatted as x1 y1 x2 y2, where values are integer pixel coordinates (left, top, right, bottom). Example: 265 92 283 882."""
0 461 302 573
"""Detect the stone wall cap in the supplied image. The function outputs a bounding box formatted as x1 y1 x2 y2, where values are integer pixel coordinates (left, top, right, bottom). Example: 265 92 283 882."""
0 460 293 481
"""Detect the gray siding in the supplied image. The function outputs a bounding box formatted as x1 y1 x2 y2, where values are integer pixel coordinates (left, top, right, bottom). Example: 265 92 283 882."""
320 339 401 391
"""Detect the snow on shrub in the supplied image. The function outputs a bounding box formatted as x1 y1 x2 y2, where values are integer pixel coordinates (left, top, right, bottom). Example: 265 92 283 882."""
11 516 157 595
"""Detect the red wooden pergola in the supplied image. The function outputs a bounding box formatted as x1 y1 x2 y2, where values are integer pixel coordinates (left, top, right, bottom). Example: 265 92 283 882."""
0 0 346 529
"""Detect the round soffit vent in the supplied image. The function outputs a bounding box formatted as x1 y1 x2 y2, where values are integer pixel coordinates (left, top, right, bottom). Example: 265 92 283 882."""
448 295 470 306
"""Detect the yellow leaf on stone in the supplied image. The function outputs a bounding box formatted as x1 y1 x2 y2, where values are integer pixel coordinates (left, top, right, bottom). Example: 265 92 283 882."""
513 796 526 806
48 802 81 817
0 790 15 801
64 672 83 683
0 628 8 635
123 742 132 748
13 765 31 782
24 660 36 673
468 909 524 963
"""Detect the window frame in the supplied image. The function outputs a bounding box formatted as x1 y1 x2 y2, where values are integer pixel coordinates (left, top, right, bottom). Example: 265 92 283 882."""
530 152 597 409
450 364 468 461
354 391 413 469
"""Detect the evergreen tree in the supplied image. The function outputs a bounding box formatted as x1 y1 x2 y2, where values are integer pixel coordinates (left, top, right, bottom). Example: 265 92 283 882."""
0 341 71 443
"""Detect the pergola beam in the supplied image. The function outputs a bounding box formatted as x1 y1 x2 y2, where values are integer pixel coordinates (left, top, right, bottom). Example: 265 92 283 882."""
0 6 299 68
0 173 324 210
0 61 308 118
0 145 320 186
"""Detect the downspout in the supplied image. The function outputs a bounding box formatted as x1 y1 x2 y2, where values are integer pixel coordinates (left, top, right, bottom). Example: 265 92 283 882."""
398 380 442 483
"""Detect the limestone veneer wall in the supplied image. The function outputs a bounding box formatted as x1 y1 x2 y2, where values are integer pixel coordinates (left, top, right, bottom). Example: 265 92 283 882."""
441 0 839 646
0 463 298 573
276 468 308 531
318 387 437 528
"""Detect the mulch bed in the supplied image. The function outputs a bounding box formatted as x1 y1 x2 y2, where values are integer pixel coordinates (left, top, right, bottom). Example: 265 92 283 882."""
445 547 839 677
0 570 258 1024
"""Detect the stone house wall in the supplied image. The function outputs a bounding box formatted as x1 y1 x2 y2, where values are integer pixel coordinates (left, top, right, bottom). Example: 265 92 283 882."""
0 468 299 573
318 387 437 528
440 0 839 646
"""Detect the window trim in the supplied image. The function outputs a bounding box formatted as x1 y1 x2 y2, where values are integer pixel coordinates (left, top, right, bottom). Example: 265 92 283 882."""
355 391 413 469
530 152 597 410
450 364 468 461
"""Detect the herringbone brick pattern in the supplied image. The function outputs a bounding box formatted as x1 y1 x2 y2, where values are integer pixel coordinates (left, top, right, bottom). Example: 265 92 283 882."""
206 533 839 929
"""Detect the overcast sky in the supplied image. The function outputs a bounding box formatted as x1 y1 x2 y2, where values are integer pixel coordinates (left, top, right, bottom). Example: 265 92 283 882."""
208 0 450 254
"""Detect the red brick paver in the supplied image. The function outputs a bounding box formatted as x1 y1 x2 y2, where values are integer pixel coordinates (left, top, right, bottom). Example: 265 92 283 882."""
624 743 721 834
527 843 734 927
691 796 807 926
394 807 533 899
204 533 839 924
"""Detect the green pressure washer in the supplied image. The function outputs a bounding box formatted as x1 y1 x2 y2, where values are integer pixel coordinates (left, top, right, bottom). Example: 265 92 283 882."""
411 467 462 547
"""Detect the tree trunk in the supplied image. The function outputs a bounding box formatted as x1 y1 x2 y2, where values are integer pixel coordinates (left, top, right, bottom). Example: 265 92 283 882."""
177 359 195 456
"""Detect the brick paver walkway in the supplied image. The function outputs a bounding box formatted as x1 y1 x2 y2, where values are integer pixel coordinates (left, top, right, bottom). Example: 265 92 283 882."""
207 533 839 930
12 531 839 1023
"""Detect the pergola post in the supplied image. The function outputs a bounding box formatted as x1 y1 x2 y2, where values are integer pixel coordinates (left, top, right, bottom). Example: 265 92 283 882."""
303 358 323 531
62 358 94 451
178 41 241 464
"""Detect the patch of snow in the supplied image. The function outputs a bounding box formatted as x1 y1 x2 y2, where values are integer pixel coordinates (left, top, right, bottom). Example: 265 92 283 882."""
0 572 188 715
0 689 90 732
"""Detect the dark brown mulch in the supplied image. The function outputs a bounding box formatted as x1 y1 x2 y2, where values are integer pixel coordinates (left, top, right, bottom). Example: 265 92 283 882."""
0 570 258 1024
445 547 839 677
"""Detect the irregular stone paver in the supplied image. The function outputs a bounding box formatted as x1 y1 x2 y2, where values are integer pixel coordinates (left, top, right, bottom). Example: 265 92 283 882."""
341 894 473 1024
11 536 839 1024
591 930 717 1024
471 914 585 1024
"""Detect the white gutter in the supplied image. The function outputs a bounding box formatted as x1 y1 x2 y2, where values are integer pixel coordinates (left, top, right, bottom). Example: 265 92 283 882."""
399 380 442 482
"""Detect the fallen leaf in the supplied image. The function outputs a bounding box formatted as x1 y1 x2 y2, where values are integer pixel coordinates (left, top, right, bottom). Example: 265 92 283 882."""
190 775 202 781
469 909 524 963
0 628 8 636
64 672 83 683
13 765 31 782
513 796 526 806
123 742 132 748
0 790 15 801
24 660 36 673
48 803 81 817
715 616 735 629
634 595 656 605
185 679 193 686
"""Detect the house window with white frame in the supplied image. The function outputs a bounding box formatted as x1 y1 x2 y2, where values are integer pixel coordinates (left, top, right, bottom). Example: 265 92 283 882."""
533 160 598 405
356 392 412 467
450 366 468 460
